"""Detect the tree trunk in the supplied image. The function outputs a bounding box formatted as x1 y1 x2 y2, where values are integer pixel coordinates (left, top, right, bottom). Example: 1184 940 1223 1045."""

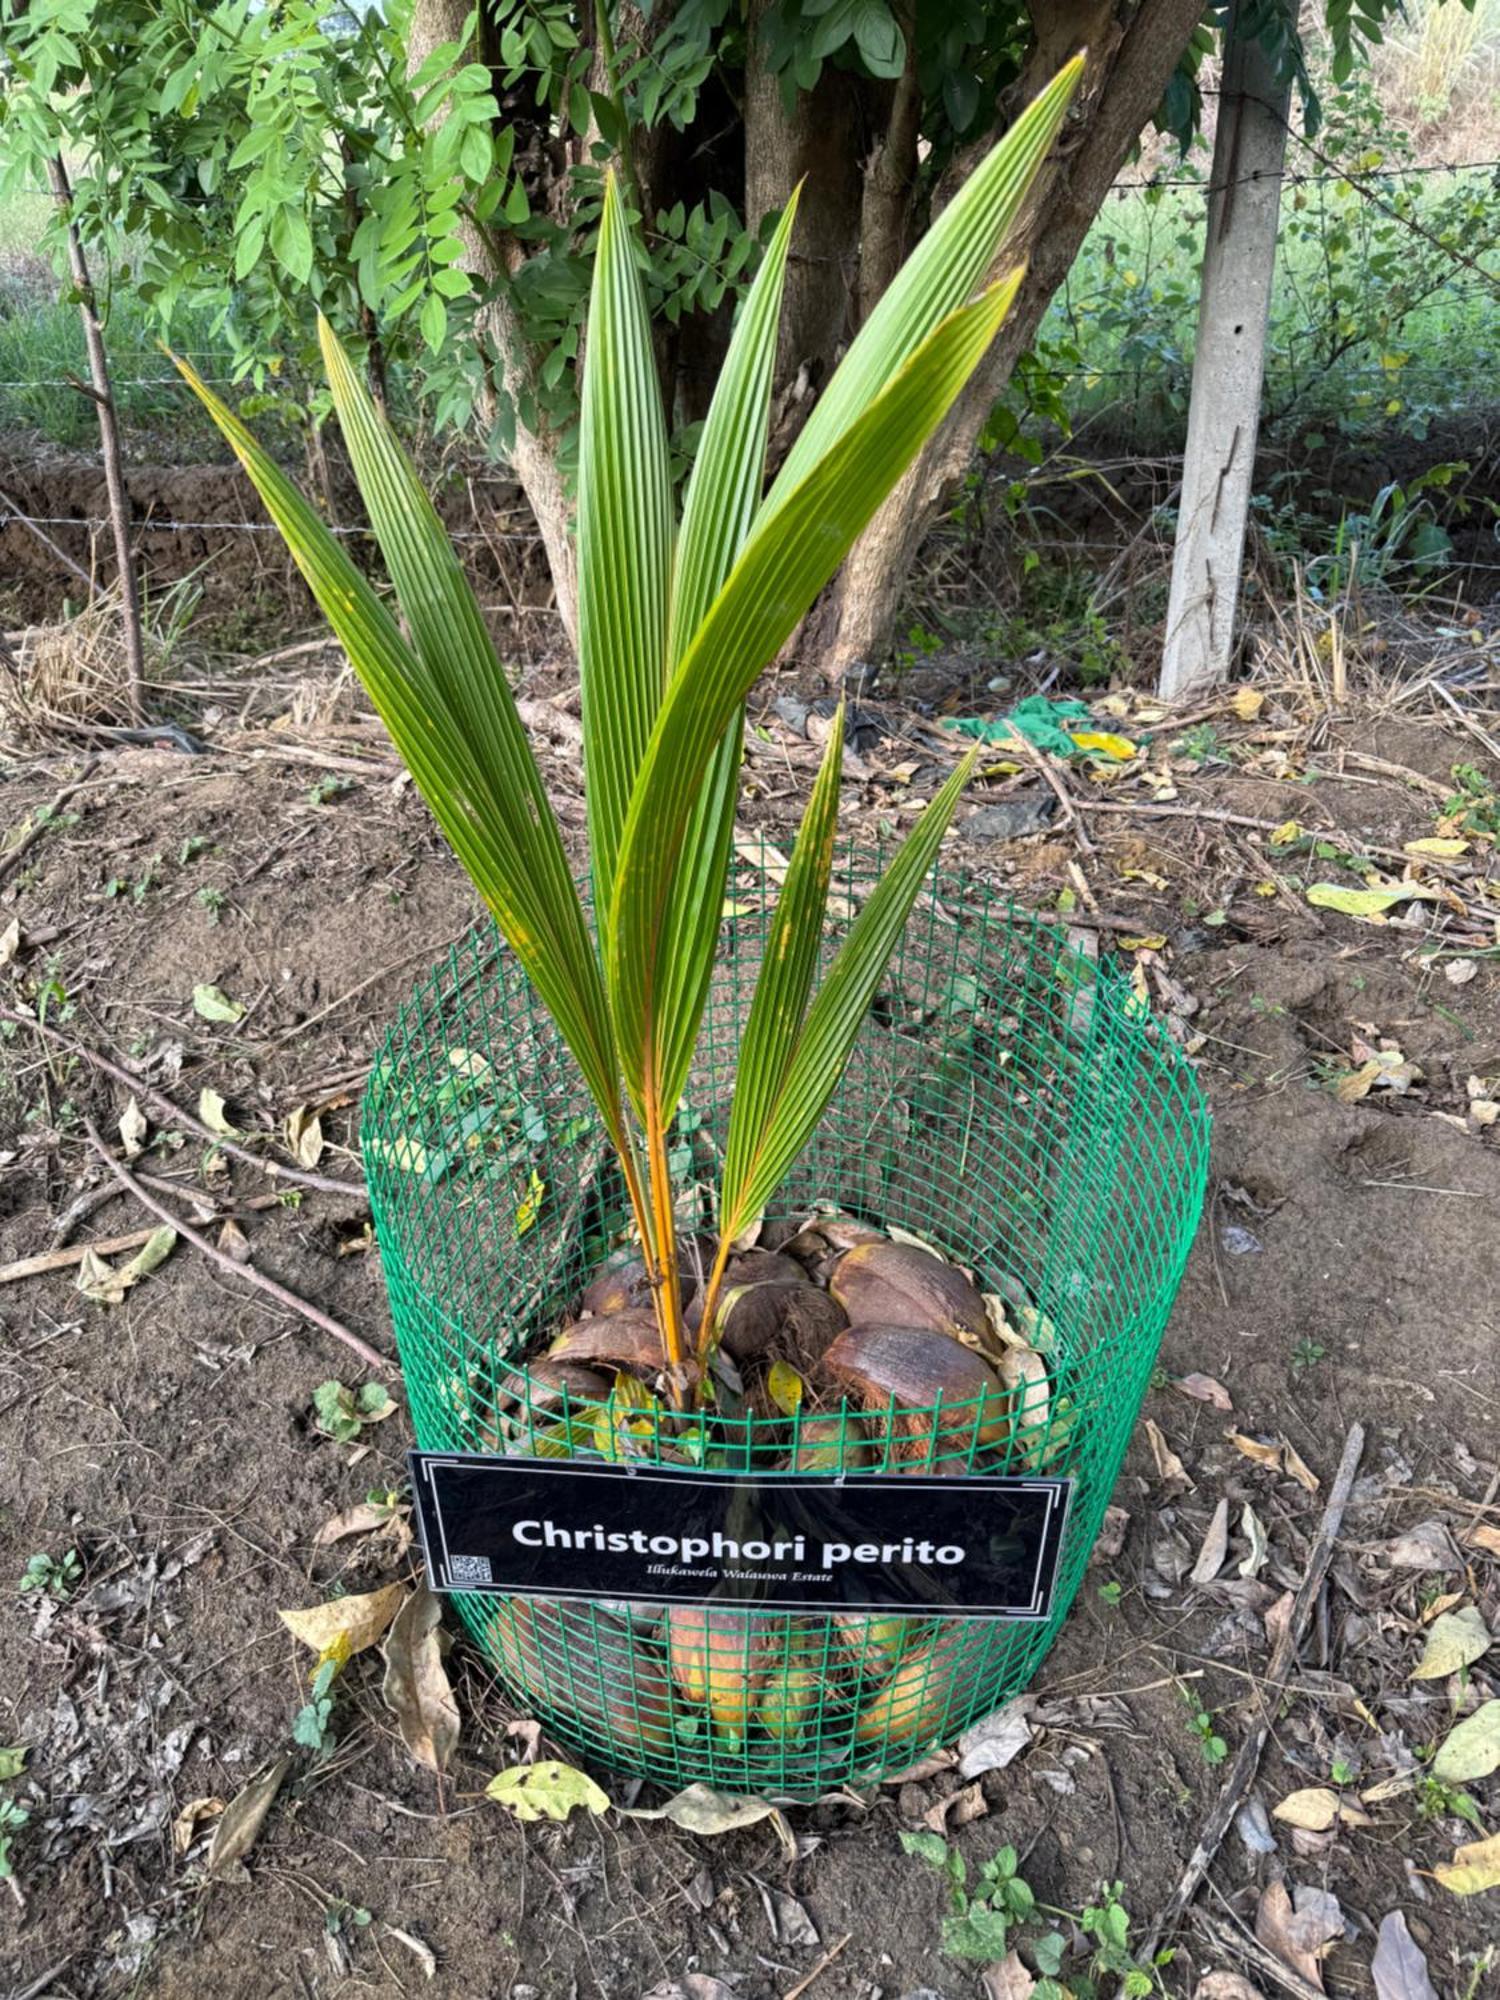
745 0 868 419
804 0 1210 678
46 153 145 722
409 0 579 650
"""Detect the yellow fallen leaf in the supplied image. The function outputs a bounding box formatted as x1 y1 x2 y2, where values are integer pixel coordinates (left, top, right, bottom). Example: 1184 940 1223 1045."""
767 1359 805 1416
1435 1830 1500 1896
1270 819 1302 847
1229 687 1265 720
1069 728 1137 761
1283 1441 1319 1494
515 1168 545 1237
1119 934 1168 952
486 1759 609 1824
1228 1431 1282 1472
1254 880 1278 897
1405 837 1469 858
279 1583 405 1657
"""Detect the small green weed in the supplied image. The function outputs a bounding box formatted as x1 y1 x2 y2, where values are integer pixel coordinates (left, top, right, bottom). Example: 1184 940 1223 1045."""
308 774 356 807
901 1833 1161 1994
1097 1579 1124 1607
1291 1338 1327 1374
18 1549 81 1601
1443 764 1500 839
0 1797 28 1880
196 886 227 923
1417 1773 1483 1830
1180 1685 1228 1765
293 1642 348 1758
312 1379 396 1444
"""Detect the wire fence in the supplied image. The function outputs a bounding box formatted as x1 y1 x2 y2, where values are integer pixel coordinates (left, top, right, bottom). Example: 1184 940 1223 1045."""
2 148 1497 607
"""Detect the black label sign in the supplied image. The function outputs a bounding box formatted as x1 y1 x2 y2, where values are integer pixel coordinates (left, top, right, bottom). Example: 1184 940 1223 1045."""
411 1452 1071 1620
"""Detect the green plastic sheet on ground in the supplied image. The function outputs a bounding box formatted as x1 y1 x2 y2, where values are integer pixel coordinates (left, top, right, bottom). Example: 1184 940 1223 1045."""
943 696 1094 759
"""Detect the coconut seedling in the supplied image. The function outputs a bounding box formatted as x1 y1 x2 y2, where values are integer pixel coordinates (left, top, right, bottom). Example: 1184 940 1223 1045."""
173 58 1084 1754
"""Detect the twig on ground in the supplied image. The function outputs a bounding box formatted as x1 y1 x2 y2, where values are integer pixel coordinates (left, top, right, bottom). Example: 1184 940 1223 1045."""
1432 678 1500 766
1139 1421 1364 1962
83 1119 396 1377
0 1226 159 1284
0 1007 365 1198
0 762 99 885
1005 723 1094 857
782 1933 853 2000
1193 1906 1327 2000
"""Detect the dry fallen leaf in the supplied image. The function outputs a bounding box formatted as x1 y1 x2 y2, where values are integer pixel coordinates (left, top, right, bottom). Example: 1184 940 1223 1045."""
1282 1440 1319 1494
1273 1788 1341 1832
118 1095 148 1159
1433 1829 1500 1896
1144 1417 1193 1488
207 1755 290 1878
1191 1497 1231 1586
1384 1520 1460 1570
279 1582 405 1657
1410 1605 1491 1681
313 1502 396 1546
385 1927 437 1981
1193 1977 1268 2000
381 1585 459 1776
620 1783 795 1860
1466 1523 1500 1559
924 1779 988 1834
171 1794 224 1856
1174 1371 1233 1412
1371 1909 1439 2000
983 1951 1039 2000
1240 1503 1270 1580
284 1104 325 1170
1229 686 1266 721
1229 1431 1283 1473
957 1698 1034 1778
76 1224 178 1307
1255 1879 1325 1991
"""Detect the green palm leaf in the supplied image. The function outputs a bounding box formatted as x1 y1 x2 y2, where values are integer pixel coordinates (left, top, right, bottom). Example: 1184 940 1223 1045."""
577 169 674 918
719 702 846 1245
608 269 1024 1107
171 352 626 1139
722 746 978 1236
653 193 802 1119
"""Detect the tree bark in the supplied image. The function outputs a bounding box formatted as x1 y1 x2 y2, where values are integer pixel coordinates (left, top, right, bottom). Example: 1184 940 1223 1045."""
804 0 1210 678
745 0 867 411
409 0 579 649
46 153 145 722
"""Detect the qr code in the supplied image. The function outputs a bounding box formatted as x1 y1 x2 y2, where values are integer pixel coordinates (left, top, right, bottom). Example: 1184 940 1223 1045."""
449 1553 493 1586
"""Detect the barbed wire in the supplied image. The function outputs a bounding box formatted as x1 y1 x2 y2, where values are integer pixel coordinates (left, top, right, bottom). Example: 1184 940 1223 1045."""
1109 154 1500 192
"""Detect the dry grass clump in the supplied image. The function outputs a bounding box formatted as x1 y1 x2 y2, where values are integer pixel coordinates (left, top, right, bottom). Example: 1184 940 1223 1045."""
0 591 157 744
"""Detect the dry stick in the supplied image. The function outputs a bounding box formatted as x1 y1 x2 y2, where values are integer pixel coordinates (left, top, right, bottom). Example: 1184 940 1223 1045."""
83 1120 395 1378
1 1007 365 1197
0 764 99 887
1140 1421 1365 1965
1069 797 1440 874
0 1226 159 1285
1004 722 1095 857
45 155 145 724
782 1933 853 2000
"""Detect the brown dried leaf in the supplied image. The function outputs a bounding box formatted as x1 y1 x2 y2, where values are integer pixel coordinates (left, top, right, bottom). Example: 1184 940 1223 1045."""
279 1581 404 1657
983 1952 1038 2000
1466 1522 1500 1559
1283 1441 1319 1494
1191 1498 1231 1586
1410 1606 1491 1681
217 1217 252 1264
1145 1417 1193 1489
171 1795 224 1856
207 1755 290 1878
1273 1788 1340 1832
313 1501 397 1547
1193 1977 1268 2000
924 1779 988 1834
1230 1431 1283 1472
1174 1372 1233 1412
1255 1880 1341 1992
381 1585 459 1775
284 1104 325 1170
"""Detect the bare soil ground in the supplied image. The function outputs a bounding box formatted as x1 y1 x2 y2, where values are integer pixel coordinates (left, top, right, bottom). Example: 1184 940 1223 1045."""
1 630 1497 2000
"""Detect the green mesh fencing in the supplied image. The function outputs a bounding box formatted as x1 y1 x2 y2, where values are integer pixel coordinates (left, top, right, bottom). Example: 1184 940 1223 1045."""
364 846 1210 1798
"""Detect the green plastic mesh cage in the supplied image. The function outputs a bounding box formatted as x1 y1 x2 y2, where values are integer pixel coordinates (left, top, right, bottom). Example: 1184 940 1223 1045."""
364 846 1209 1798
